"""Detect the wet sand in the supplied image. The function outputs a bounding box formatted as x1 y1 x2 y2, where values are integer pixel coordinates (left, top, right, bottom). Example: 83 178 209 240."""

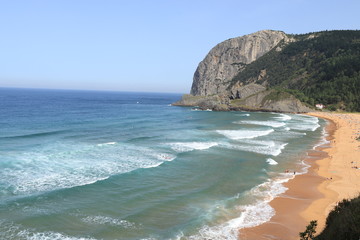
239 112 360 240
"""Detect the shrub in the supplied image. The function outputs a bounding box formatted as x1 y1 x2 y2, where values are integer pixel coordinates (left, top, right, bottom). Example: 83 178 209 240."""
300 220 317 240
301 195 360 240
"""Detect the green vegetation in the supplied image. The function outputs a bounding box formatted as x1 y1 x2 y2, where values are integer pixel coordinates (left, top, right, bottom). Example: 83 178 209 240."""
231 30 360 111
262 89 293 102
299 220 317 240
300 195 360 240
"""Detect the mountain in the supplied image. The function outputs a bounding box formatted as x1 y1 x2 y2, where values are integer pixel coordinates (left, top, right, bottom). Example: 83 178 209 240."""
174 30 360 112
190 30 291 96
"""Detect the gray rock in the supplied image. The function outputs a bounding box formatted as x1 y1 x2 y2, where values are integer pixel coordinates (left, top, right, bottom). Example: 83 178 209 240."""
230 83 266 100
191 30 291 96
173 30 312 113
171 94 206 107
172 94 229 111
261 97 312 113
229 90 312 113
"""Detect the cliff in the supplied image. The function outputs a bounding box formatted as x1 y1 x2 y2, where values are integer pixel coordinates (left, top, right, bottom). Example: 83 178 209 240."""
175 30 360 112
191 30 291 96
175 30 308 113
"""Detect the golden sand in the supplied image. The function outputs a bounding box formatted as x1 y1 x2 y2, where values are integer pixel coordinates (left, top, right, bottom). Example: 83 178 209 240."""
303 112 360 230
239 112 360 240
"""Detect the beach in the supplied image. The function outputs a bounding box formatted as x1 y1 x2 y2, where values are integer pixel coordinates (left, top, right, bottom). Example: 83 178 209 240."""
239 112 360 240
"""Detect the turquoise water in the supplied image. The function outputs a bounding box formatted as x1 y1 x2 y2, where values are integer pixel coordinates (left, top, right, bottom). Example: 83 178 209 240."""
0 88 326 240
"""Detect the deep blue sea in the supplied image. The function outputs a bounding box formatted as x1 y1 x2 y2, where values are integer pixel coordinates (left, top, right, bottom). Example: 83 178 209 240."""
0 88 326 240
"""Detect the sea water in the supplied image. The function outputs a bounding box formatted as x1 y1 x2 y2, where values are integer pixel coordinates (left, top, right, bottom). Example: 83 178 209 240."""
0 88 326 240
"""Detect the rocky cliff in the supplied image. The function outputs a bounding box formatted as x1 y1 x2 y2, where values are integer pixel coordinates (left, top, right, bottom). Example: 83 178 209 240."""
174 30 310 113
176 30 360 112
191 30 291 96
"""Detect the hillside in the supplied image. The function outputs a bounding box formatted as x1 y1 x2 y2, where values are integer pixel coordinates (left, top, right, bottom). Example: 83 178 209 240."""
176 30 360 112
300 195 360 240
231 30 360 112
190 30 290 96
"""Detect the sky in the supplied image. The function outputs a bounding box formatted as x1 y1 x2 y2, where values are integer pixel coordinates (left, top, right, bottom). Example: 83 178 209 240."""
0 0 359 93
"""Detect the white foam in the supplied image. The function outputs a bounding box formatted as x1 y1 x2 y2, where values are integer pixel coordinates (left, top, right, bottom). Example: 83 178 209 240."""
216 129 274 140
185 175 292 240
17 231 96 240
298 114 319 123
289 123 320 132
288 115 320 132
273 113 292 121
0 221 96 240
143 162 163 169
266 158 278 165
313 124 330 149
244 139 277 146
81 216 136 228
230 177 290 228
156 153 176 161
237 120 286 128
189 224 240 240
97 142 117 146
1 142 173 195
236 113 250 117
190 108 213 112
312 138 330 150
222 142 287 156
169 142 218 152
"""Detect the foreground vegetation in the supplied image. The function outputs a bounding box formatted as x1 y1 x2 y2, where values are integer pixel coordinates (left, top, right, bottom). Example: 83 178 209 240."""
300 195 360 240
231 30 360 111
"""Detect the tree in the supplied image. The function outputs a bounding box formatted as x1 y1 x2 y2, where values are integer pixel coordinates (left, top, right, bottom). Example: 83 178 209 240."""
299 220 318 240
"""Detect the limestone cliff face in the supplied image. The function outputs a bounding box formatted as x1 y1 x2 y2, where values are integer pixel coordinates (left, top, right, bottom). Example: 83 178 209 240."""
173 29 313 113
191 30 290 96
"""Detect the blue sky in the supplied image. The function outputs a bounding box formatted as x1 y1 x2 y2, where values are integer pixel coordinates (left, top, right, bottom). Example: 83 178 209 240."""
0 0 359 93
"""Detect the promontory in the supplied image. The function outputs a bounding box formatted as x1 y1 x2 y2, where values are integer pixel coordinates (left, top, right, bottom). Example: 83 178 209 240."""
173 30 360 113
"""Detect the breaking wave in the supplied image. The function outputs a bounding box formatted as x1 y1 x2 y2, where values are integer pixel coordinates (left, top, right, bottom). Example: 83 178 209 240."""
168 142 218 152
216 129 274 140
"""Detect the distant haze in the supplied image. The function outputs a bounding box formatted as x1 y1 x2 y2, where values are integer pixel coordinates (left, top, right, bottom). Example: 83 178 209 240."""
0 0 359 93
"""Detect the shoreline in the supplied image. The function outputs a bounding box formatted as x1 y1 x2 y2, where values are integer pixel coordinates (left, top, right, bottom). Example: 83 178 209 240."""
239 112 360 240
302 112 360 230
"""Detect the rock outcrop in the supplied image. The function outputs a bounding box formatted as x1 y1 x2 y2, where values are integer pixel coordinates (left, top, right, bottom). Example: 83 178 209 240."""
191 30 290 96
173 30 314 113
172 94 230 111
229 90 312 113
229 83 266 100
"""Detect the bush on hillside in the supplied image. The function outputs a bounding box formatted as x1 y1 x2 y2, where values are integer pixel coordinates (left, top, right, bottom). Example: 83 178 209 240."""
231 30 360 111
300 195 360 240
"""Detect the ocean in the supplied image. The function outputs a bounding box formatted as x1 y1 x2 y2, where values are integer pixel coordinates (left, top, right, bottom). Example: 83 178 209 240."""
0 88 326 240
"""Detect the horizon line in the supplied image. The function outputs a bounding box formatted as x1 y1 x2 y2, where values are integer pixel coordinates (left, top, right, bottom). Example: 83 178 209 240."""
0 86 186 95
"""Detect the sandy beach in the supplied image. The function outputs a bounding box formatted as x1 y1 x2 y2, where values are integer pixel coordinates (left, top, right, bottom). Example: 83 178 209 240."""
239 112 360 240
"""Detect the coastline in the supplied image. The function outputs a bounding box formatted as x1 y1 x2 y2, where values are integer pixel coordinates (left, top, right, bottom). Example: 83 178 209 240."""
302 112 360 230
239 112 360 240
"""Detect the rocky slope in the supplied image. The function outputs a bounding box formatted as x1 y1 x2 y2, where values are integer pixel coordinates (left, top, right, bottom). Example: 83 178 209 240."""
230 30 360 112
174 30 310 112
228 89 312 112
190 30 291 96
175 30 360 112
